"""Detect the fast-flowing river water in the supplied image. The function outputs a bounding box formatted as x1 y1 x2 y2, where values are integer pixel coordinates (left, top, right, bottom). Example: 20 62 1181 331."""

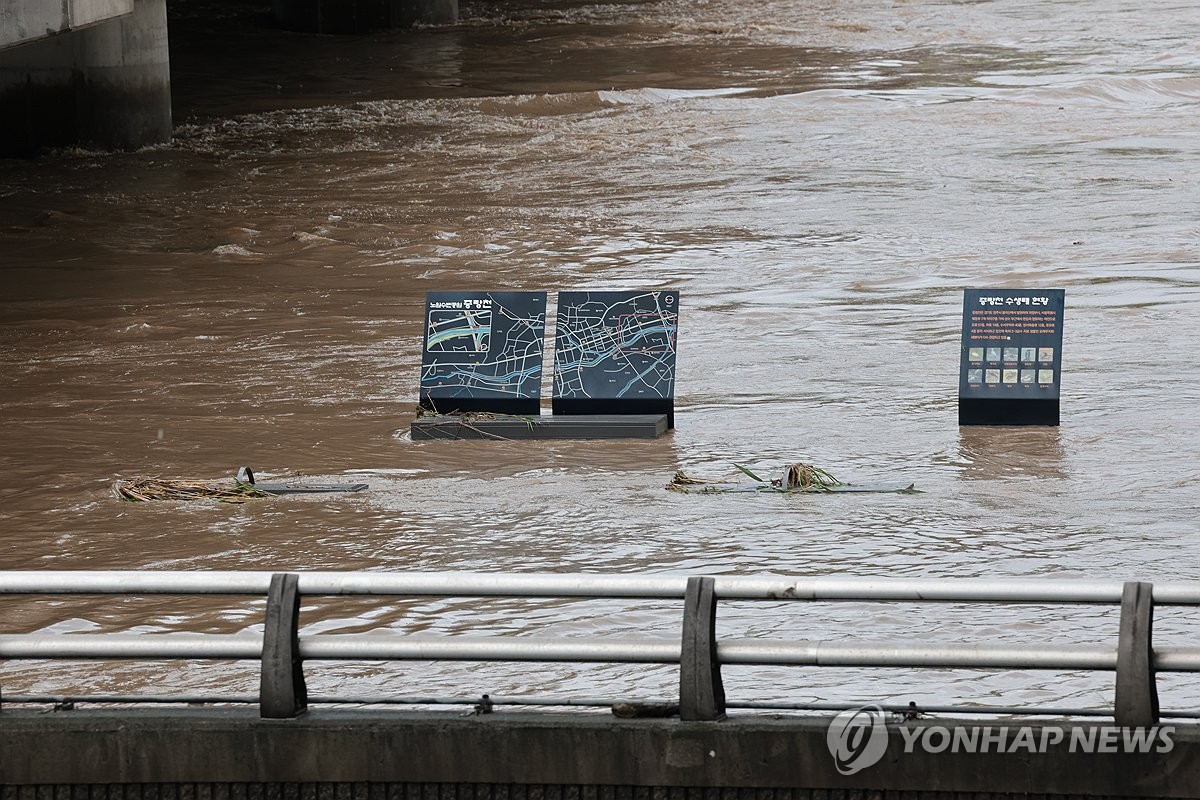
1 0 1199 713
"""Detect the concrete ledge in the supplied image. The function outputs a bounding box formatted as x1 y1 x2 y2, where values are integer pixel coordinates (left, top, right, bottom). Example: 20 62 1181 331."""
411 415 669 440
0 709 1197 797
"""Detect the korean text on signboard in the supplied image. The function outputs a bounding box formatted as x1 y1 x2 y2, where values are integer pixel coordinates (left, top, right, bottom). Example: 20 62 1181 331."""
959 289 1065 399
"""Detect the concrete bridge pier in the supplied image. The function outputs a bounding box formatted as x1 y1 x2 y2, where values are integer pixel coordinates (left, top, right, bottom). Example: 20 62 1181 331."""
273 0 458 33
0 0 172 157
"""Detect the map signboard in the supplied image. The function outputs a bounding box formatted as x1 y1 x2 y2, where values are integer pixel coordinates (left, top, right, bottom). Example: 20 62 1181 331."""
959 288 1065 426
552 290 679 425
419 291 547 416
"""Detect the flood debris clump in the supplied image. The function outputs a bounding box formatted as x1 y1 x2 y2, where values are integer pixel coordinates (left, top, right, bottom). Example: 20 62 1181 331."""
112 476 270 503
415 404 536 425
775 462 842 490
413 404 541 440
666 463 918 494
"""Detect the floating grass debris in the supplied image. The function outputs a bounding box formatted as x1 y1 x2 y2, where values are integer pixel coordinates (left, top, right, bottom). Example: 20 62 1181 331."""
777 463 843 491
416 404 537 424
666 470 713 488
413 404 540 440
113 466 367 502
113 476 270 503
733 463 765 483
666 463 919 495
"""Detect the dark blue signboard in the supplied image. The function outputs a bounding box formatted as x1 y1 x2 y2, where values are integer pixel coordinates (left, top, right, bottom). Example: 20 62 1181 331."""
419 291 547 416
552 290 679 426
959 288 1065 426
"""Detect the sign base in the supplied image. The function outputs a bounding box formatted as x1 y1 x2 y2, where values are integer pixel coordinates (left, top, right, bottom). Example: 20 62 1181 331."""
959 398 1060 427
419 397 540 417
412 414 669 441
551 398 674 429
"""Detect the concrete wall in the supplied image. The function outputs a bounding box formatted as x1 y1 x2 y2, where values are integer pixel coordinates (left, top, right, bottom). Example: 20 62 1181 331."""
1 709 1196 798
0 0 170 156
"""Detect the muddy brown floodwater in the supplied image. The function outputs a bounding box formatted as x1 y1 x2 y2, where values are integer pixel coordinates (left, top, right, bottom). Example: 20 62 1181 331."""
1 0 1200 712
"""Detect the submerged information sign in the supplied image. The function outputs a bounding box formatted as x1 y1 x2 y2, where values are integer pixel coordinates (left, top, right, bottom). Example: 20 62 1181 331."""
419 291 547 416
552 290 679 425
959 288 1065 426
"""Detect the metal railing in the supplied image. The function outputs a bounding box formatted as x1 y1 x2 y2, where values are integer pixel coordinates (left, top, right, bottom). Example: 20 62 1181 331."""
0 570 1192 723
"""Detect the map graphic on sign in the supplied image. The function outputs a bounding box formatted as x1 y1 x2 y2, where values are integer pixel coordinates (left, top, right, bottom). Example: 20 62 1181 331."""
553 290 679 404
427 307 491 352
420 291 546 415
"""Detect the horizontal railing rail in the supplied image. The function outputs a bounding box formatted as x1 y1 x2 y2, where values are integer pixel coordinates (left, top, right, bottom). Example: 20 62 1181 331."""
0 571 1188 723
7 633 1200 671
9 633 1200 670
5 569 1200 603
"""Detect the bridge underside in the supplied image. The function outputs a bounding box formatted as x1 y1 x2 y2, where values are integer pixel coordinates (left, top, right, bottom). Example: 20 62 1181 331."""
0 0 456 156
0 0 136 50
0 0 171 156
274 0 457 34
0 708 1195 798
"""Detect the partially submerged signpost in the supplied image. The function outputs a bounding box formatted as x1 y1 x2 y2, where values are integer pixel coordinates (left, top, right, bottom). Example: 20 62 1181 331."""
958 288 1065 426
411 289 677 440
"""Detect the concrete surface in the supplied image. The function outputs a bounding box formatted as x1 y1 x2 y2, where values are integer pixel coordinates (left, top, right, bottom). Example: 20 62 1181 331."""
0 709 1196 797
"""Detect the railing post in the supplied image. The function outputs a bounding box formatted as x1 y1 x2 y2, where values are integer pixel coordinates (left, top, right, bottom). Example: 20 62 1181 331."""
260 572 307 719
1115 580 1158 727
680 576 725 721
